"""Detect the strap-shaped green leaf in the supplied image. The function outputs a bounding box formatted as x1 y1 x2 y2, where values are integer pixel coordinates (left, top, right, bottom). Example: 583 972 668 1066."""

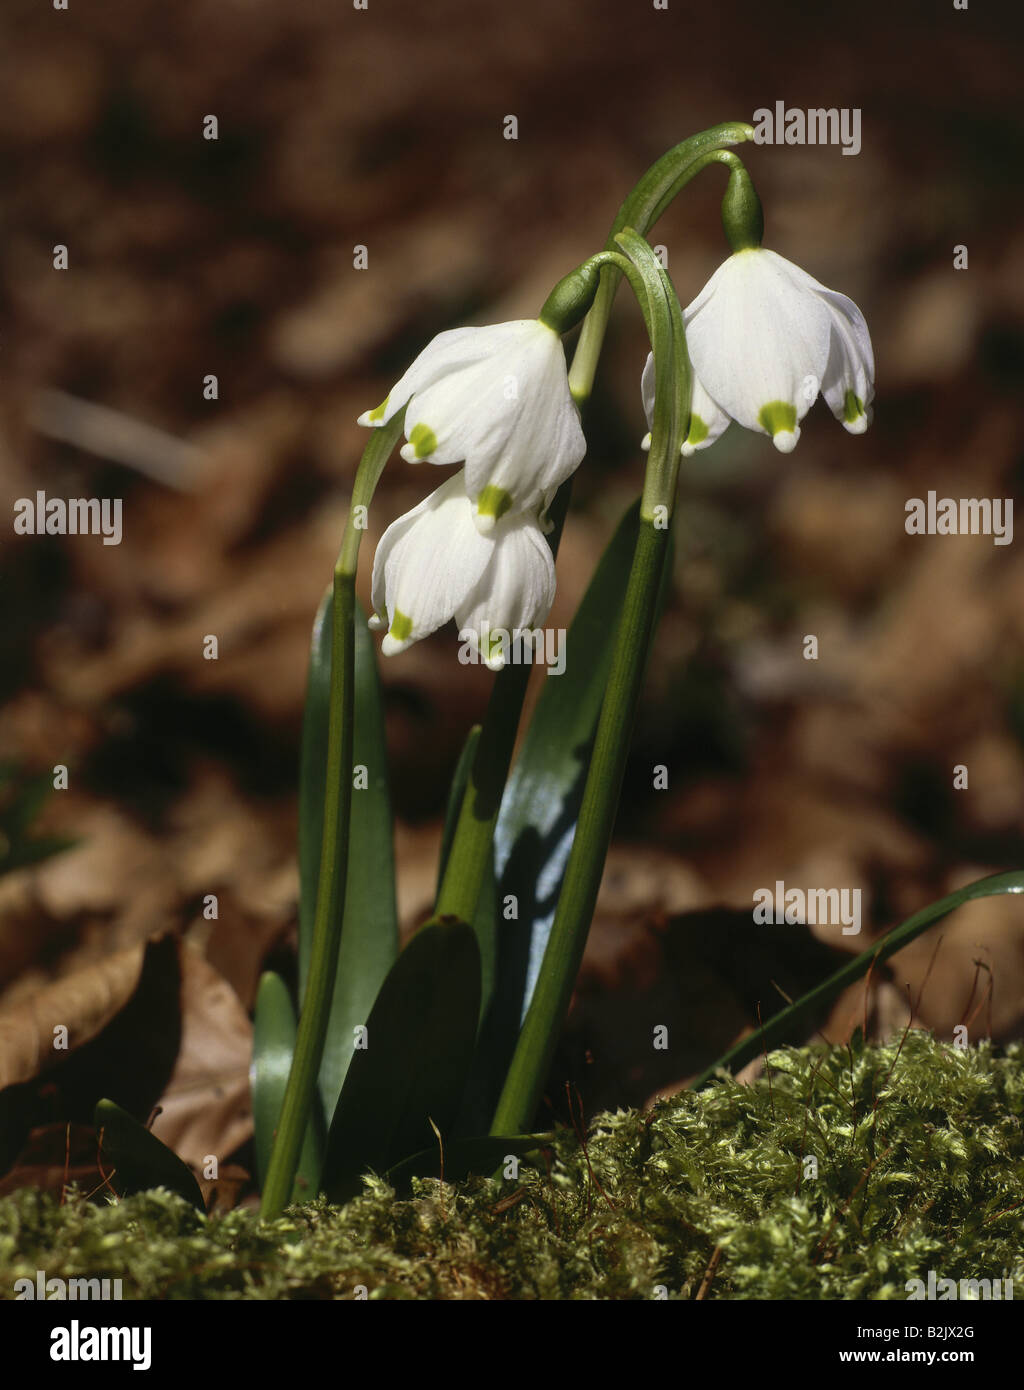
692 869 1024 1089
437 723 497 1030
94 1098 204 1209
320 917 481 1203
437 725 481 895
298 589 399 1120
251 971 324 1201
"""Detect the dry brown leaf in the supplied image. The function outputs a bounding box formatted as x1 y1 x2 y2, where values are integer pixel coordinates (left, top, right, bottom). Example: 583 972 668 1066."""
147 944 253 1174
0 944 144 1091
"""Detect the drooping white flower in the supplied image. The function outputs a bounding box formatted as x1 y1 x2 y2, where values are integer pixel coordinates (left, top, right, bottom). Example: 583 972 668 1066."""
369 470 555 668
639 351 730 457
675 247 874 453
358 319 585 533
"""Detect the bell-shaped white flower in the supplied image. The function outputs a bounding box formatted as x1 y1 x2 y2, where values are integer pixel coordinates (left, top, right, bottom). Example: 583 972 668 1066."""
639 351 730 457
679 248 874 453
456 515 556 670
358 319 585 533
369 469 555 668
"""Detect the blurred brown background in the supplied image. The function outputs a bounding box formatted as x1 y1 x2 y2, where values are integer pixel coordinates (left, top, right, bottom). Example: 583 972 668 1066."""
1 0 1023 1200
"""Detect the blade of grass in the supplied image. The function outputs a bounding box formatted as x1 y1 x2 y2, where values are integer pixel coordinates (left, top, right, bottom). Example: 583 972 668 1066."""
691 869 1024 1089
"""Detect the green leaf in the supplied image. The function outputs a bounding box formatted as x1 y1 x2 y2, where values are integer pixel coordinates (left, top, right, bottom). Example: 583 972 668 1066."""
321 917 481 1203
250 972 324 1201
0 764 75 877
436 723 497 1031
384 1132 550 1193
692 869 1024 1089
94 1099 204 1209
298 588 399 1121
437 725 481 896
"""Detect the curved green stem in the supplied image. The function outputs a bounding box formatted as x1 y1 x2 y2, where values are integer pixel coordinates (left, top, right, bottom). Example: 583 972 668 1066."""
568 126 753 402
260 413 404 1219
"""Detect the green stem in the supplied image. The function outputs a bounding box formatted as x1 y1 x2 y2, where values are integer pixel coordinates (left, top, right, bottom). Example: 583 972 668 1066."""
260 414 403 1218
490 518 672 1134
491 232 686 1135
568 129 752 402
432 133 729 927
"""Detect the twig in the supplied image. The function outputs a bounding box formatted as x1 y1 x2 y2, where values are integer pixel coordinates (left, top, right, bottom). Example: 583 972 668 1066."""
30 389 202 491
695 1245 722 1300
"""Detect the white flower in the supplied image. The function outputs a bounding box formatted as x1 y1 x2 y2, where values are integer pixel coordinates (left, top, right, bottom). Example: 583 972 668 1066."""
358 319 585 533
369 470 555 669
640 351 730 457
672 247 874 454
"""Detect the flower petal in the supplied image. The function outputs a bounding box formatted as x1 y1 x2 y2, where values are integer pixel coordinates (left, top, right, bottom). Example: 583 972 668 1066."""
455 515 556 670
817 288 875 434
640 352 730 456
370 471 494 655
361 319 585 516
358 326 482 429
684 248 832 448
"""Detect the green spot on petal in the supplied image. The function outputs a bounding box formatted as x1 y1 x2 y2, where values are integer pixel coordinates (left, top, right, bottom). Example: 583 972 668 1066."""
476 485 513 523
686 413 709 448
367 395 389 423
407 423 437 458
758 401 798 438
843 389 865 424
389 610 413 642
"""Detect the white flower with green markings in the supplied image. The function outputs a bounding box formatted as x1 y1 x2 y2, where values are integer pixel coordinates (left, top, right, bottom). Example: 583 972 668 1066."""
640 247 874 455
640 350 730 457
359 319 585 533
369 470 555 668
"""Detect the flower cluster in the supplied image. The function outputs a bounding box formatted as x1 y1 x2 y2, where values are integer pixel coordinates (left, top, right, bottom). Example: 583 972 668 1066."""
360 248 874 664
359 319 582 666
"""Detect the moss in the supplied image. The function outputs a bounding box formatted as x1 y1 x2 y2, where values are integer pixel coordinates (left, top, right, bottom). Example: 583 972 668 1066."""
2 1034 1021 1300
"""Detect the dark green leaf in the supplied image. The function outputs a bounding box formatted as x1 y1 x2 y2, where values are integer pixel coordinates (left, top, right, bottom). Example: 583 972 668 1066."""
94 1098 204 1209
321 917 481 1203
0 764 75 877
436 725 481 896
298 589 399 1120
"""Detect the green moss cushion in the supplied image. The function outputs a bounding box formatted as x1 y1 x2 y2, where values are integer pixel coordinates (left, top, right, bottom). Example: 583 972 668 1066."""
2 1033 1021 1300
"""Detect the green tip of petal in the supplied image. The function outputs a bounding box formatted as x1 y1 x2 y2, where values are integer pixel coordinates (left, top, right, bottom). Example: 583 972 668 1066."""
484 634 507 671
843 388 867 430
758 401 799 444
388 610 413 642
475 485 514 526
359 395 390 426
406 423 438 459
685 413 710 449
